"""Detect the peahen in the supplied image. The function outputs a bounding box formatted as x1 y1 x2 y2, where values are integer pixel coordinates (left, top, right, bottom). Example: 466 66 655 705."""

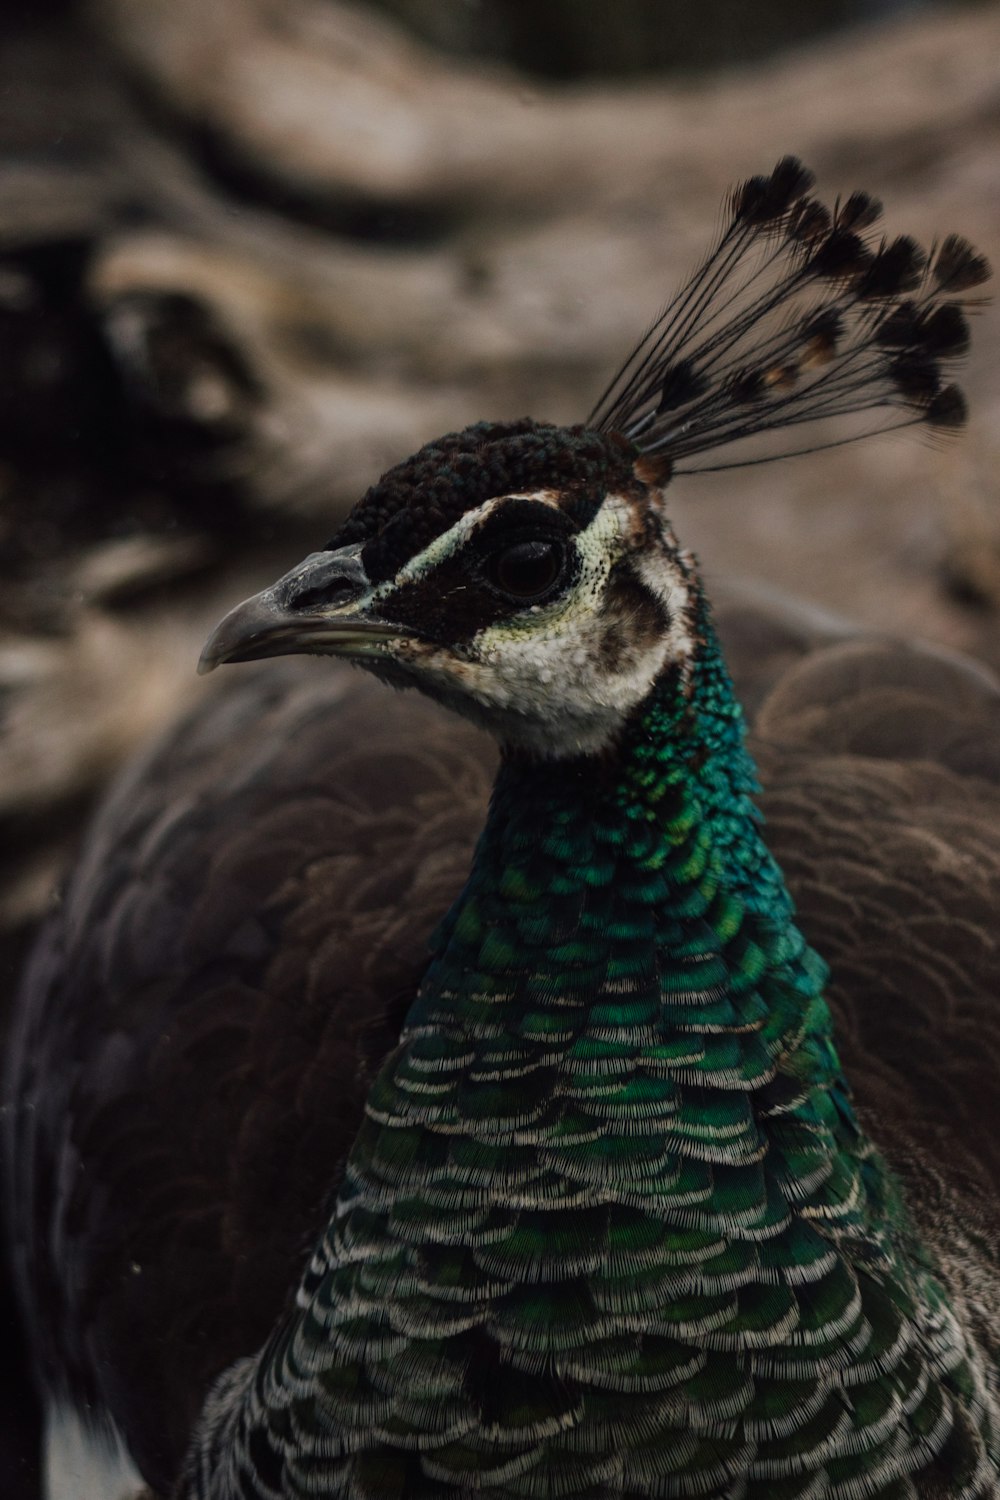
3 157 998 1500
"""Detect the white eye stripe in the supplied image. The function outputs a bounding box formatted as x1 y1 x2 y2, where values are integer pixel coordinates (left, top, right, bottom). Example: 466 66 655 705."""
372 489 567 596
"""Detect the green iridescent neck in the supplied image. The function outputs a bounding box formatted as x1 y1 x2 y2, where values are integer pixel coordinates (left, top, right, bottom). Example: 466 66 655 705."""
344 603 905 1323
433 603 792 947
410 606 825 1083
191 606 984 1500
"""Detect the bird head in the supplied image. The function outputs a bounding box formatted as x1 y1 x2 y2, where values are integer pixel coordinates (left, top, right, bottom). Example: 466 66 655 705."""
200 157 989 759
199 420 699 758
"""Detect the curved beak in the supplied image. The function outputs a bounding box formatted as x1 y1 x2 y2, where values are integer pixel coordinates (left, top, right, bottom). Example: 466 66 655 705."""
198 546 406 675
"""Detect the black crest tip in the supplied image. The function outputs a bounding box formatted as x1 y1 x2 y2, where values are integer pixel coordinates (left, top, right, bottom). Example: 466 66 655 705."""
730 155 815 228
834 190 883 233
768 155 816 205
889 350 942 403
932 235 992 294
876 301 970 359
874 301 921 349
786 198 832 247
806 228 872 281
726 368 768 405
925 385 968 430
921 303 971 359
855 236 927 300
655 358 709 415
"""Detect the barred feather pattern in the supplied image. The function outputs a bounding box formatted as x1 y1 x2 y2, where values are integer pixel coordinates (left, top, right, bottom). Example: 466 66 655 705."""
182 593 1000 1500
589 157 990 472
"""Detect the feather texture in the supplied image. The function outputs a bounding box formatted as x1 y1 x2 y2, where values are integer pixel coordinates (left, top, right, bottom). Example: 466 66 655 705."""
6 598 1000 1496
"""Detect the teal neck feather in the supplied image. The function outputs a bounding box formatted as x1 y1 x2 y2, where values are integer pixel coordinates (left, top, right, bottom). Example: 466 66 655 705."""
191 605 994 1500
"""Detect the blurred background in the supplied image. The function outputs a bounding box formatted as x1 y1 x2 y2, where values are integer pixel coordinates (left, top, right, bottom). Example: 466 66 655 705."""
0 1 998 1492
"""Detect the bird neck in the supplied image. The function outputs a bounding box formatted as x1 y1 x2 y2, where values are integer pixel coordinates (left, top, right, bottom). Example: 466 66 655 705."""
187 609 984 1499
400 606 862 1224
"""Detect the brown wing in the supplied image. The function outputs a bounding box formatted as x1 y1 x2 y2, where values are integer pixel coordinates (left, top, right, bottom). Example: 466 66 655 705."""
4 662 495 1489
712 579 859 720
748 636 1000 1239
715 585 1000 1217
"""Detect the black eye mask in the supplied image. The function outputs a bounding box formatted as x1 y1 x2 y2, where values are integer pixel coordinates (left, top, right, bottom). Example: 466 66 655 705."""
327 420 638 585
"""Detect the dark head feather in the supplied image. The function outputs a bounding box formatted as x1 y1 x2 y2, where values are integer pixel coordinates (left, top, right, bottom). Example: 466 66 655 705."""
328 421 635 583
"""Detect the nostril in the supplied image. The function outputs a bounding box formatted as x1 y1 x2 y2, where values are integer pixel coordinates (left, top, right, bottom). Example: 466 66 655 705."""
282 549 369 612
290 575 360 611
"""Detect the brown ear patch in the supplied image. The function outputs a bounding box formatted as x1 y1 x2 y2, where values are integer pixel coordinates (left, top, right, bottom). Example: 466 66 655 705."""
599 562 671 671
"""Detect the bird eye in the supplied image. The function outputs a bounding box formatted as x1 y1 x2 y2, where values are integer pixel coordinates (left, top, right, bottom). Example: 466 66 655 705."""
486 539 566 600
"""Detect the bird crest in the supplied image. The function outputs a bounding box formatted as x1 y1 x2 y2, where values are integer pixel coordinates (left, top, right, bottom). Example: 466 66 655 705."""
588 154 989 479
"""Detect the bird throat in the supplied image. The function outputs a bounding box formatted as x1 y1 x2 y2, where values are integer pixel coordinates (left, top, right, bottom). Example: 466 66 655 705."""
196 608 991 1500
382 607 870 1250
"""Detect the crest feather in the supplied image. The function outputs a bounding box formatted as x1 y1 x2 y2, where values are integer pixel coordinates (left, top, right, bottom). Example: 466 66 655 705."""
589 156 990 473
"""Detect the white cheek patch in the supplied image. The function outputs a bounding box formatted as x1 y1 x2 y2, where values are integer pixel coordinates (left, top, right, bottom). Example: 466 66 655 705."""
399 493 697 758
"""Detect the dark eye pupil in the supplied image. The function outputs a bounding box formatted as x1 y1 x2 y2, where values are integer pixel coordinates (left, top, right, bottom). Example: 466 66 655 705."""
489 540 563 599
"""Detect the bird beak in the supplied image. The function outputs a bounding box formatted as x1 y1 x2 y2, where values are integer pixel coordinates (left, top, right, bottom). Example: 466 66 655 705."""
197 546 406 675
